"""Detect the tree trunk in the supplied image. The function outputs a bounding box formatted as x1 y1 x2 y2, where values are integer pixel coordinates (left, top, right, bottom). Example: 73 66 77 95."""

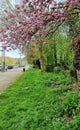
54 43 57 66
72 35 80 92
39 44 45 72
76 70 80 86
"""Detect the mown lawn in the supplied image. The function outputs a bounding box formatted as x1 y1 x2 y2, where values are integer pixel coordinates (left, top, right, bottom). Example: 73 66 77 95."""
0 68 80 130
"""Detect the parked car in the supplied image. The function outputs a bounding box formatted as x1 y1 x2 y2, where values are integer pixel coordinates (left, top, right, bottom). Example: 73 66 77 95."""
7 65 14 69
0 65 2 71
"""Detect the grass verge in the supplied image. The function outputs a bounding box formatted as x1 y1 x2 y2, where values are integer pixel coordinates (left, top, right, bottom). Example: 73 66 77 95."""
0 68 80 130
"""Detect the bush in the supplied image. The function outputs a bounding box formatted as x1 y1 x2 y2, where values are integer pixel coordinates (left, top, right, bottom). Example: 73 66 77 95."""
69 115 80 130
46 65 53 72
53 66 61 73
62 91 78 117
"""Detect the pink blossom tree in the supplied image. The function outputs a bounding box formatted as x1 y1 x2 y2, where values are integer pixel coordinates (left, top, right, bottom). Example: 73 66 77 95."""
0 0 61 71
0 0 80 82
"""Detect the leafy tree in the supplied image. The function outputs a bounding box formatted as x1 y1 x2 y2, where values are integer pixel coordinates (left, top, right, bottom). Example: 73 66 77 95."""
26 44 39 64
44 30 73 70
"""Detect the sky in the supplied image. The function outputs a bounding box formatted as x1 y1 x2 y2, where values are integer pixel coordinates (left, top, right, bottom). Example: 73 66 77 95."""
0 48 24 58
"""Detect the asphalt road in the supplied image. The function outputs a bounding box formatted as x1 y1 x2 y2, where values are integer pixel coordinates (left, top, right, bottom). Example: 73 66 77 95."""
0 68 24 93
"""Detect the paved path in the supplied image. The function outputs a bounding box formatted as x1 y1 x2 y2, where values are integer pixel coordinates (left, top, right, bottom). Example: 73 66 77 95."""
0 68 24 93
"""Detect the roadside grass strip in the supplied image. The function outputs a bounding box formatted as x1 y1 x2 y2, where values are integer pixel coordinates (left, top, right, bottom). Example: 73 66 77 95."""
0 68 79 130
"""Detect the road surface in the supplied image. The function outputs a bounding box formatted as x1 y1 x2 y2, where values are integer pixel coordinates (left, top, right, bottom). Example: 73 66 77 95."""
0 68 24 93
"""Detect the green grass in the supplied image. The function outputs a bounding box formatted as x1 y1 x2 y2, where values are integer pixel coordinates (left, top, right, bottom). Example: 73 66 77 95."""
0 68 80 130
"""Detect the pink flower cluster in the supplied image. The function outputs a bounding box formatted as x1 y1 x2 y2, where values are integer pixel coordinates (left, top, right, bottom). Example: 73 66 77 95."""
0 0 79 50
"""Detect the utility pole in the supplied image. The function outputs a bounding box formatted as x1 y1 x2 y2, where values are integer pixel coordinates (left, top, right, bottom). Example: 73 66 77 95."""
19 52 21 67
1 42 6 72
1 47 5 71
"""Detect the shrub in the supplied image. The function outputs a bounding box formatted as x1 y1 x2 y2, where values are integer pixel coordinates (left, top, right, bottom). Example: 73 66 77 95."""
53 66 61 73
62 91 78 117
69 115 80 130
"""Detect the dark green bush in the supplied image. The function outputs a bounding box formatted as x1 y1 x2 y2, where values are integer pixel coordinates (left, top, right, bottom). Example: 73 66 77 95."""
53 66 61 73
62 91 78 117
68 115 80 130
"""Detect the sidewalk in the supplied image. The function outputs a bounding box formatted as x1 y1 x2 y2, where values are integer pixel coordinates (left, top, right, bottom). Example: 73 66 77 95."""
0 68 23 93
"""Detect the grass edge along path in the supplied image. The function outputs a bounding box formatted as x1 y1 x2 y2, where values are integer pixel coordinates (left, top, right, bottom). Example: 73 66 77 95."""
0 68 80 130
